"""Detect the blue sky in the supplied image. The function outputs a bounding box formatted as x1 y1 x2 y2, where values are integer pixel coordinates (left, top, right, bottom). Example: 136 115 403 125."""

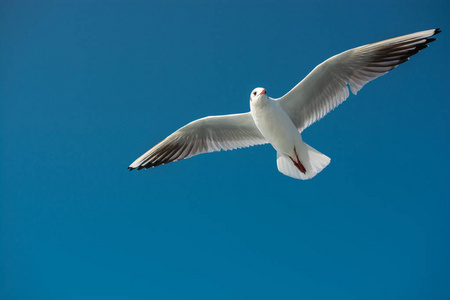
1 1 449 299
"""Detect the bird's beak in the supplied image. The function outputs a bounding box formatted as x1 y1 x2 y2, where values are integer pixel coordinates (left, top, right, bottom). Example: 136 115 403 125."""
260 89 266 95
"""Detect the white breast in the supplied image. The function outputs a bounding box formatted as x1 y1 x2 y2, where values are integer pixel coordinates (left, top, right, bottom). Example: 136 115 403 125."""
250 97 301 155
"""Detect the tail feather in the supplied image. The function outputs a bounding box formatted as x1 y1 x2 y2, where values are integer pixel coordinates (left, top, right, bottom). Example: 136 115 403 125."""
277 142 330 180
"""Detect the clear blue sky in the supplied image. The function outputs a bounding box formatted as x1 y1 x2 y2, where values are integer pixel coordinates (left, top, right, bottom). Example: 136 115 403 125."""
1 1 449 299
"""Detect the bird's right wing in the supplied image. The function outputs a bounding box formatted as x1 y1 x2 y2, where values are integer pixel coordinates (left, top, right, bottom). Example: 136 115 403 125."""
278 28 440 133
128 112 267 170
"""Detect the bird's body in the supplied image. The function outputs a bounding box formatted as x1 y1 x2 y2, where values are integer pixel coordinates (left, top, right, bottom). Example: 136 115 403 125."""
250 89 300 155
128 28 440 180
249 88 330 179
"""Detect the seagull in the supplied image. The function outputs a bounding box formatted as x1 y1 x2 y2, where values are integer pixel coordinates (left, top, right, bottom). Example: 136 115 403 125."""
128 28 440 180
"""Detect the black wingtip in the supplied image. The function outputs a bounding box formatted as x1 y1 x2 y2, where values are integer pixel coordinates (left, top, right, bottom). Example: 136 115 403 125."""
416 43 429 51
424 28 441 44
128 166 135 171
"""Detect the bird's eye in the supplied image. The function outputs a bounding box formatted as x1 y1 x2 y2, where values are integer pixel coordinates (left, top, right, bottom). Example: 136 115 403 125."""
253 91 257 96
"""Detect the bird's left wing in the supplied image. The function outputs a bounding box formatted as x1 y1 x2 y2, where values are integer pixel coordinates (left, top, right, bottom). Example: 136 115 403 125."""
278 28 440 132
128 112 267 170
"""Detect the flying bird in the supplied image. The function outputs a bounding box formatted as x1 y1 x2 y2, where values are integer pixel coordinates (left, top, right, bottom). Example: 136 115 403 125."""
128 29 440 180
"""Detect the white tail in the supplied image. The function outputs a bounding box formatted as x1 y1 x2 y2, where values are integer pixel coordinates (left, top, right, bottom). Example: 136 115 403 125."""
276 142 330 180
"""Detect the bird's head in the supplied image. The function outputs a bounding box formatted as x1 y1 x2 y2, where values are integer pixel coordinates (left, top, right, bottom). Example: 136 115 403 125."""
249 87 267 105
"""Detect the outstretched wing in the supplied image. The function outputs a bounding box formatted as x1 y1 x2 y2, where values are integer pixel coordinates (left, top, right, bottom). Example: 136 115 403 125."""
128 112 267 170
278 28 440 132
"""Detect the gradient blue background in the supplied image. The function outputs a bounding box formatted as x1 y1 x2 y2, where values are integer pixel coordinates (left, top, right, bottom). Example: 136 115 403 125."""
1 1 449 299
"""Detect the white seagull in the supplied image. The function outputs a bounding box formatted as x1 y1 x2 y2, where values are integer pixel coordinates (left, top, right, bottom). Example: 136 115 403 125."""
129 29 440 180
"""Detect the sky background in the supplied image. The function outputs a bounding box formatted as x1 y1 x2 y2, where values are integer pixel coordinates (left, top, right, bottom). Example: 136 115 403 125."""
1 1 449 299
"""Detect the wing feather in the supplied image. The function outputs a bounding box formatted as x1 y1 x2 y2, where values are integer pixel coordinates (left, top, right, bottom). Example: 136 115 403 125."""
128 112 267 170
278 28 440 132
